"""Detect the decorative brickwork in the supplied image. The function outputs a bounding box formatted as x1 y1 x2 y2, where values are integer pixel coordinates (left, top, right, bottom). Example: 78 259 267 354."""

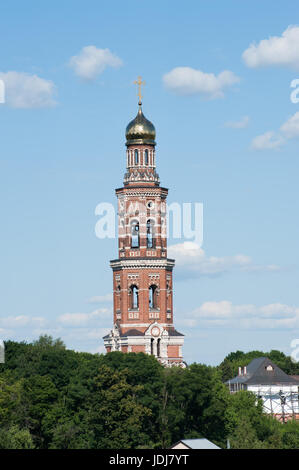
103 102 184 367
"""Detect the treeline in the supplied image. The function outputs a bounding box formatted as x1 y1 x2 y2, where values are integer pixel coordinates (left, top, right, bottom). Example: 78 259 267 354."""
0 336 299 449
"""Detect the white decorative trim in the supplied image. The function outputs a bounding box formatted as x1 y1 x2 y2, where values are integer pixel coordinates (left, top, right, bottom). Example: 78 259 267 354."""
116 189 168 198
127 274 139 280
111 259 175 270
149 273 160 280
103 322 185 368
119 322 173 328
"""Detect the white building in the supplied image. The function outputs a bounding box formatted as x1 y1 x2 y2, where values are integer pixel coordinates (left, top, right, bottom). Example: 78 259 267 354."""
226 357 299 421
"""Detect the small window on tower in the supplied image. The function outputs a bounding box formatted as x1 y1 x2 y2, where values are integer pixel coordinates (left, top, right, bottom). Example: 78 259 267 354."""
144 149 149 165
134 149 139 164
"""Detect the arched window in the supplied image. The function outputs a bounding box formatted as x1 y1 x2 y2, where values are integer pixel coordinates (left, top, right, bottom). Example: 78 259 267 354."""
147 219 155 248
149 285 158 309
131 221 139 248
131 285 139 309
134 149 139 165
157 338 161 358
144 149 149 165
116 285 121 310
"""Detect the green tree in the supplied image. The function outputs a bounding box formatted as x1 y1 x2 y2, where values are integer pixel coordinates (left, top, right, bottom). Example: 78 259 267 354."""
0 425 34 449
20 375 59 447
87 365 152 449
32 335 66 350
229 416 265 449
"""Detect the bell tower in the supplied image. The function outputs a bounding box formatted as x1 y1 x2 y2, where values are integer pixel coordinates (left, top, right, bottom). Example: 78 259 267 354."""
103 79 184 367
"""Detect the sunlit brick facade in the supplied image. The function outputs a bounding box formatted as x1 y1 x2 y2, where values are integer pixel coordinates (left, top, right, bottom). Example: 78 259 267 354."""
103 97 184 367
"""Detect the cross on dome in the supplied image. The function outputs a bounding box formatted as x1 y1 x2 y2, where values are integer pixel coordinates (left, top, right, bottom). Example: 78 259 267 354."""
134 76 146 105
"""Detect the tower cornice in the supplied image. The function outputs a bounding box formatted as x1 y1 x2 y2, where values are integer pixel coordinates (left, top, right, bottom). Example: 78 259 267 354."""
110 258 175 271
115 186 168 196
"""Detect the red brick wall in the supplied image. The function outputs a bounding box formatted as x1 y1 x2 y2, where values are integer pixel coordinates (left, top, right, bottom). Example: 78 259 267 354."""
168 345 180 358
131 345 145 353
113 267 173 325
106 138 183 364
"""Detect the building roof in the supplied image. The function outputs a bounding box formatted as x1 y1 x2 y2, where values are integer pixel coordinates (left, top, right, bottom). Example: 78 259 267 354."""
166 327 184 337
103 325 184 340
171 439 220 450
120 329 145 337
226 357 299 386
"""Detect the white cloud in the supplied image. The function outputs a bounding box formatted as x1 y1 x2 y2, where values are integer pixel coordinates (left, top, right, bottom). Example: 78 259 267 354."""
183 301 299 330
280 111 299 138
251 131 284 150
243 26 299 69
0 71 56 108
168 242 279 277
252 111 299 150
163 67 240 98
58 308 111 326
69 46 123 80
225 116 250 129
0 309 111 353
91 345 107 354
85 329 110 340
87 293 113 303
0 315 47 328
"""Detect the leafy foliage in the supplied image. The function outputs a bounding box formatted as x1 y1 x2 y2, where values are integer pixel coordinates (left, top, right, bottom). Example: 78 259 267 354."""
0 337 298 449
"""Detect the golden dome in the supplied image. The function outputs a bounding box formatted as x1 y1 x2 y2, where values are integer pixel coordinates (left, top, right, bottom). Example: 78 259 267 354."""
126 104 156 146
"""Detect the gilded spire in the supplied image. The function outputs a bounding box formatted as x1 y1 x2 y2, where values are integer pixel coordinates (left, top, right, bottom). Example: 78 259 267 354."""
134 76 146 106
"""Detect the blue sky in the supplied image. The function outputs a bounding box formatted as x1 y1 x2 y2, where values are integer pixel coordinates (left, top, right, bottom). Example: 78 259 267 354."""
1 0 299 365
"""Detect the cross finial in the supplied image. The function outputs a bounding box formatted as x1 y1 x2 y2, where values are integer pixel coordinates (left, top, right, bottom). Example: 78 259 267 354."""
134 76 146 105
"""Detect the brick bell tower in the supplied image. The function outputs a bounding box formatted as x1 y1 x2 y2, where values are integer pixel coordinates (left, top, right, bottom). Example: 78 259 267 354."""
103 78 184 367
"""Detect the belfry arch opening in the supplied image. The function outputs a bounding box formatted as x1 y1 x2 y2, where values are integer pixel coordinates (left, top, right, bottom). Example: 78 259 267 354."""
131 220 139 248
146 219 155 248
130 285 139 309
149 285 158 309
